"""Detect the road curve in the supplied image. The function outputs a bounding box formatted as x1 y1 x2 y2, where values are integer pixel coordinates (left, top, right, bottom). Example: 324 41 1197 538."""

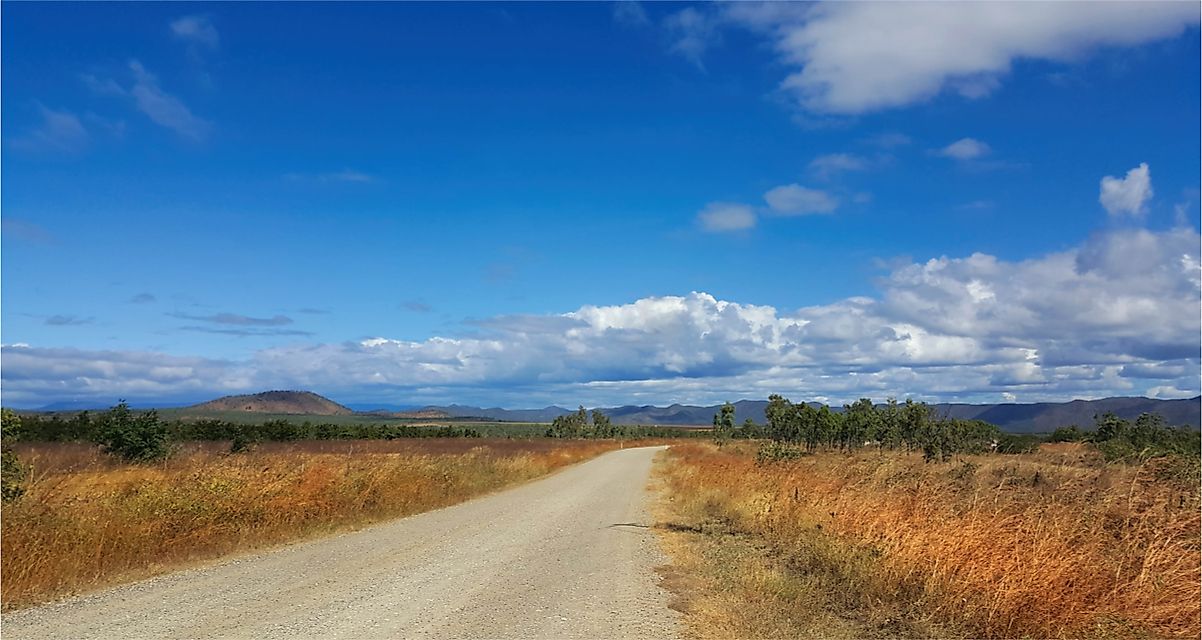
3 446 680 640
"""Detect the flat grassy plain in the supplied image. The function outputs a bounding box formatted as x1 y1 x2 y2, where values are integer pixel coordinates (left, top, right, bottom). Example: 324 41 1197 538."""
158 409 552 435
1 438 638 609
654 442 1200 639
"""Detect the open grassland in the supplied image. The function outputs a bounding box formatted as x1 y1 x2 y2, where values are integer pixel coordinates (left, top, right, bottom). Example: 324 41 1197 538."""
655 442 1200 639
158 409 551 435
1 438 637 609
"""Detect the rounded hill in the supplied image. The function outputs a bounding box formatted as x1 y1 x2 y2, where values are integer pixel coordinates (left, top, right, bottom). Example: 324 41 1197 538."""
188 391 352 416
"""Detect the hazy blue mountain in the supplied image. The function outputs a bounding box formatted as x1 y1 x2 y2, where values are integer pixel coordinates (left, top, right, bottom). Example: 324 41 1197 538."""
423 405 572 423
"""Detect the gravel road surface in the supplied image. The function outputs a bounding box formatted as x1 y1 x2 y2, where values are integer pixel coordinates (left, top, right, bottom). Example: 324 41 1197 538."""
2 446 679 640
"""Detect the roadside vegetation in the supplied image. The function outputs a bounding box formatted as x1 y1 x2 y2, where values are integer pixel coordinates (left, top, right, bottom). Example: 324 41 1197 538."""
11 403 710 446
654 395 1200 639
0 404 668 610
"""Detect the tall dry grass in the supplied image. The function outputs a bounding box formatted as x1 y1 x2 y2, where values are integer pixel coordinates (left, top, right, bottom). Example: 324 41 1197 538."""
1 438 629 609
658 442 1200 639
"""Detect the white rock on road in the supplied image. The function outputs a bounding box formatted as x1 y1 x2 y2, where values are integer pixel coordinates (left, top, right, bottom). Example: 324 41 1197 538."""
2 446 680 640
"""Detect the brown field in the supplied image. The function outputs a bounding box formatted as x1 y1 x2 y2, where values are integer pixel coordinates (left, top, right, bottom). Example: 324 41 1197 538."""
1 438 640 609
654 442 1201 639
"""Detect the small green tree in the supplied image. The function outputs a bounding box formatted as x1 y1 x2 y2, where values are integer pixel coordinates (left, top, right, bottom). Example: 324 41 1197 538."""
1 409 27 502
765 394 796 442
94 401 171 462
712 402 736 446
841 398 878 451
592 409 612 438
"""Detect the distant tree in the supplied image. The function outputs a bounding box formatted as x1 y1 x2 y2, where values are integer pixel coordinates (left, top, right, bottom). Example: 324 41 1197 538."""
592 409 612 438
840 398 877 451
900 399 933 451
874 398 902 451
1046 425 1085 443
765 394 795 443
712 402 736 446
549 406 591 438
1091 412 1130 443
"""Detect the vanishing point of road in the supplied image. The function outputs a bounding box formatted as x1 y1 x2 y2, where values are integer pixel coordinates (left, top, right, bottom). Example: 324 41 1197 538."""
2 446 680 640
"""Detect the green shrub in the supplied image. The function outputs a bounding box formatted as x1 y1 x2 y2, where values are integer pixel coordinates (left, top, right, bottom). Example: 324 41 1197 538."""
1 409 27 502
996 433 1041 454
1046 425 1085 443
229 430 261 454
756 440 806 464
93 402 171 462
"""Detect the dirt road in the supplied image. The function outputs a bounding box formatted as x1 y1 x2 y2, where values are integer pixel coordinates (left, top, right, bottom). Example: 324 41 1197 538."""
2 446 679 639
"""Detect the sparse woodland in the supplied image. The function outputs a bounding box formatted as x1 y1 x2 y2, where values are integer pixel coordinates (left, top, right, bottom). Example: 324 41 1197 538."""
653 395 1200 639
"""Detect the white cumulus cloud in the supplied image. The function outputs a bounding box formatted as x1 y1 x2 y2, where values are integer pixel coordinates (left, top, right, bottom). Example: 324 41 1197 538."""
1100 162 1153 218
722 1 1199 114
4 227 1197 408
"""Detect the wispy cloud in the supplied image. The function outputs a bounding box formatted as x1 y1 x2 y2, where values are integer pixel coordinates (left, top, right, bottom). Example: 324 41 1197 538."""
868 132 912 149
808 153 868 179
958 200 996 211
179 326 314 338
284 169 377 184
664 7 718 69
45 315 93 326
1 219 55 245
170 15 219 50
9 104 89 153
763 184 838 216
936 137 991 161
697 202 756 233
402 301 433 313
128 293 157 304
169 312 294 326
84 61 212 141
613 1 650 28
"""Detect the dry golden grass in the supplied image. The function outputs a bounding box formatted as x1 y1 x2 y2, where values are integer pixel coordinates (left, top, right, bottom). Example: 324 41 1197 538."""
1 438 634 609
656 442 1201 639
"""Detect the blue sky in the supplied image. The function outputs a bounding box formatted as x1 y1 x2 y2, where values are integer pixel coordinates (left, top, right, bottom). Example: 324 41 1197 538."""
3 2 1200 409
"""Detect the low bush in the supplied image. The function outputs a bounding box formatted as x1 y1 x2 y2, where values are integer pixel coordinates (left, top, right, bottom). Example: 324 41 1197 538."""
92 402 171 462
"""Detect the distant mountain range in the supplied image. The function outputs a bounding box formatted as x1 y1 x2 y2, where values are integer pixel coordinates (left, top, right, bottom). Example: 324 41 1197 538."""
33 390 1201 433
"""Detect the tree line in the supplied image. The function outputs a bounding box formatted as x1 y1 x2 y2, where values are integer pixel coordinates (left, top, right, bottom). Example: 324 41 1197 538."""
745 396 1003 462
6 403 485 450
714 395 1198 464
545 406 708 439
1046 412 1199 462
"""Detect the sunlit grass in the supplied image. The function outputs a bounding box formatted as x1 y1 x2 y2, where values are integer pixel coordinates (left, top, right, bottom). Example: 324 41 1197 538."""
1 438 630 609
656 442 1200 639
